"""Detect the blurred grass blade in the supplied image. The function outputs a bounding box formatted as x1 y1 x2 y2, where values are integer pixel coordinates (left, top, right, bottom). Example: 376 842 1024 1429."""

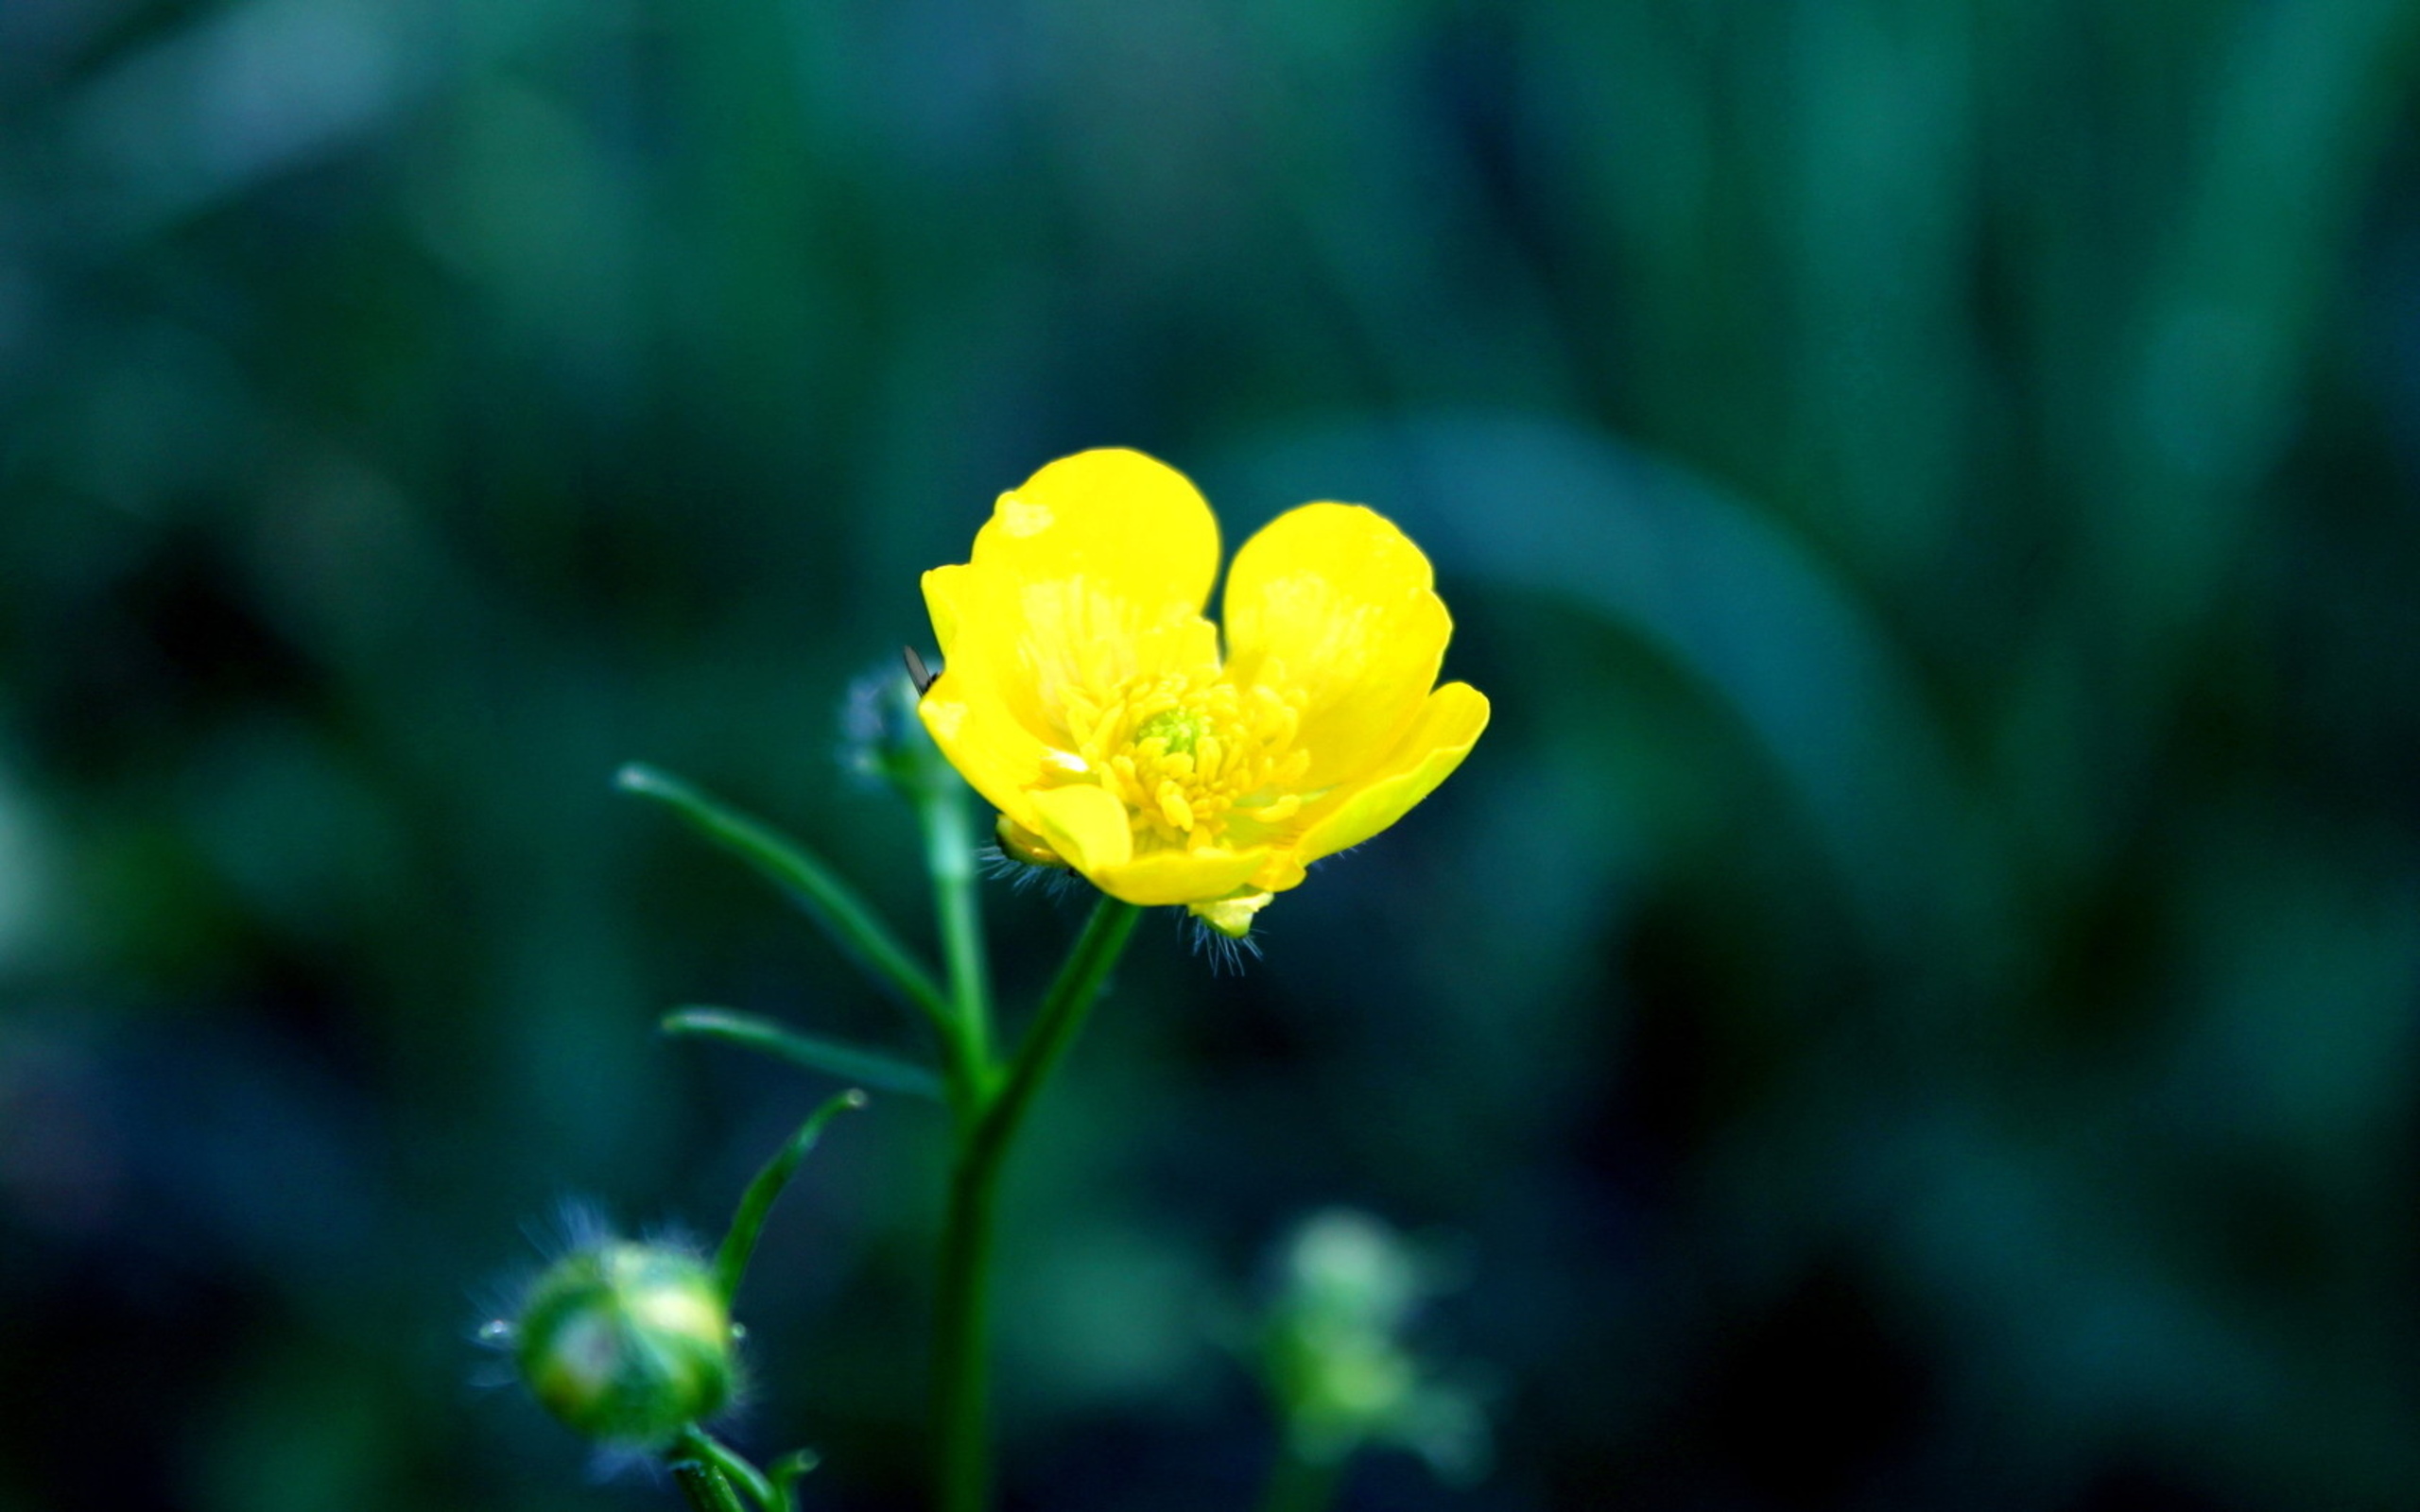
712 1087 869 1303
663 1006 943 1100
2110 0 2420 662
1218 413 1982 965
619 764 951 1027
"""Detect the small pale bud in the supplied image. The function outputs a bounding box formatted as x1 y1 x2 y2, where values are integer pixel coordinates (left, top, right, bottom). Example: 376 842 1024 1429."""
840 670 929 791
1287 1210 1421 1333
1258 1210 1490 1480
512 1241 735 1447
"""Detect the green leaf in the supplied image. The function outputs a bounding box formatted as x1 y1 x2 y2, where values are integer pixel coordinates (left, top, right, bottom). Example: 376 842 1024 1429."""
769 1450 821 1512
618 764 951 1028
712 1088 870 1305
661 1006 943 1100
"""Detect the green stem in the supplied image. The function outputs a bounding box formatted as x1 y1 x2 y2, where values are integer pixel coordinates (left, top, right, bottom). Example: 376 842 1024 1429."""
1257 1439 1345 1512
669 1459 749 1512
672 1429 779 1512
977 898 1143 1162
916 772 995 1114
932 895 1144 1512
931 1138 1003 1512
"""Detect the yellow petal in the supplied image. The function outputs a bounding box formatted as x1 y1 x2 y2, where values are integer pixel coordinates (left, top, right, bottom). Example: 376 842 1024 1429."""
978 450 1221 694
917 670 1055 836
972 450 1219 611
1188 890 1273 938
923 562 976 659
1288 682 1489 867
1028 783 1270 904
926 451 1224 752
1223 503 1452 788
1028 782 1135 879
1094 846 1270 907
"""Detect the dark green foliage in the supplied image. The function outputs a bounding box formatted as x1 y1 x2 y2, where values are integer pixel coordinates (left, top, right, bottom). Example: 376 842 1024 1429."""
2 2 2417 1508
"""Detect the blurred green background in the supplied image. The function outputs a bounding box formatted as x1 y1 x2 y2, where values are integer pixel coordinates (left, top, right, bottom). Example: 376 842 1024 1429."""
6 1 2420 1508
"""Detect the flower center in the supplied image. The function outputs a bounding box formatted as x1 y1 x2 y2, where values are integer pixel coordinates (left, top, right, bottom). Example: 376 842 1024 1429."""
1056 673 1313 850
1132 706 1206 756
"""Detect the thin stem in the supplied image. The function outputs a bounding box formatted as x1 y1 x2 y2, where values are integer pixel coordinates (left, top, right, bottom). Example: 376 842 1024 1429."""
932 895 1143 1512
916 771 994 1110
977 898 1142 1160
931 1141 1002 1512
669 1460 748 1512
1258 1440 1345 1512
673 1429 779 1512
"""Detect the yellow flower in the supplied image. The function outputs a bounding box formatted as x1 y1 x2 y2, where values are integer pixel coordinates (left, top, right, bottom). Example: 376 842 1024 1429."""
917 449 1488 937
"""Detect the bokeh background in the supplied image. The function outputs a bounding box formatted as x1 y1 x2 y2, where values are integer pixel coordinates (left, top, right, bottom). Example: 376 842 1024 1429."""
7 1 2420 1508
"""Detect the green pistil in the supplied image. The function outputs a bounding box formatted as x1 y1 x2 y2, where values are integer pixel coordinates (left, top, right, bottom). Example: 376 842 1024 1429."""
1133 707 1207 756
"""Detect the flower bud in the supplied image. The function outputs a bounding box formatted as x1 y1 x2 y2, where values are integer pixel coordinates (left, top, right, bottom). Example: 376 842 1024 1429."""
1257 1210 1491 1481
510 1241 735 1447
839 668 931 793
1286 1210 1421 1334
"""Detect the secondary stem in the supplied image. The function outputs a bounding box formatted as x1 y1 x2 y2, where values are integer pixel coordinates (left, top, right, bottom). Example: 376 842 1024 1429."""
918 775 994 1110
668 1459 748 1512
932 895 1143 1512
673 1428 778 1512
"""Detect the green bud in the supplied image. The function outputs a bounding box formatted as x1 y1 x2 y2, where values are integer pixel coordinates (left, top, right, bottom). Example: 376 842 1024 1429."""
1265 1315 1419 1457
841 664 947 796
510 1241 735 1447
1285 1210 1422 1335
1257 1210 1492 1481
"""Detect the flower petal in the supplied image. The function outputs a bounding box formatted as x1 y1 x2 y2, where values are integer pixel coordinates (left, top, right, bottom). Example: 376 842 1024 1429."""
1028 782 1135 879
973 449 1220 613
977 450 1222 704
1095 847 1270 907
1223 503 1452 789
920 450 1224 821
1287 681 1489 868
925 451 1224 760
1029 783 1270 904
1188 889 1274 938
916 667 1054 835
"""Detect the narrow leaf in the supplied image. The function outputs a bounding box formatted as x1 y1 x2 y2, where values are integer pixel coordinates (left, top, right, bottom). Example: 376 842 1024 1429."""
618 764 951 1027
713 1088 870 1304
662 1007 943 1100
769 1450 821 1512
